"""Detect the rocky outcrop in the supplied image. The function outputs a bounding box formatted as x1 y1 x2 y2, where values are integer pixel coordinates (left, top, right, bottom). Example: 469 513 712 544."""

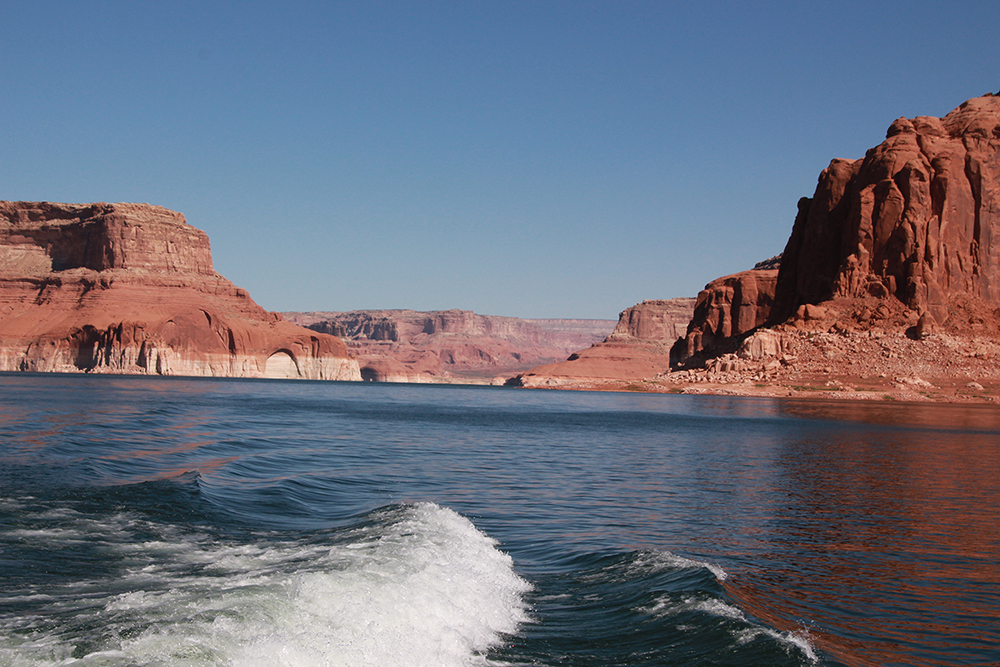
607 298 697 341
672 93 1000 366
284 309 615 383
671 269 778 363
773 93 1000 327
511 298 695 387
0 201 360 380
514 93 1000 395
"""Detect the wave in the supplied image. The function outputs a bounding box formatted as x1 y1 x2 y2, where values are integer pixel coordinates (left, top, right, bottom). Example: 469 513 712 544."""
1 474 817 666
0 498 531 667
496 549 818 667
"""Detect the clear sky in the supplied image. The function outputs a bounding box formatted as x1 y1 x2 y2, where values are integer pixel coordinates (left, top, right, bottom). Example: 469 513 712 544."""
3 1 998 319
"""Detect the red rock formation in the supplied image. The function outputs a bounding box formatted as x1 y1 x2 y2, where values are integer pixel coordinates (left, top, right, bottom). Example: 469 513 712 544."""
511 298 695 387
607 299 696 341
511 94 1000 393
674 93 1000 365
773 93 1000 326
671 270 778 362
0 201 360 379
284 309 615 383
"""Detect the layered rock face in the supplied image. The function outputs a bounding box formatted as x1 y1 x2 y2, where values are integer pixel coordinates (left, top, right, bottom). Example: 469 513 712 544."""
674 93 1000 364
607 299 697 341
284 309 615 383
774 93 1000 326
511 298 695 387
0 201 360 380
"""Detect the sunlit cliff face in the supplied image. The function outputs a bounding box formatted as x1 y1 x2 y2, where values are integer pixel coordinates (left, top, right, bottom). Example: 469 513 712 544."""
0 201 359 380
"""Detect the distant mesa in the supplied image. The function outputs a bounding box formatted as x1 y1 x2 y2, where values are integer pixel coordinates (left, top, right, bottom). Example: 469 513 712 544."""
0 201 360 379
283 309 616 384
510 298 695 387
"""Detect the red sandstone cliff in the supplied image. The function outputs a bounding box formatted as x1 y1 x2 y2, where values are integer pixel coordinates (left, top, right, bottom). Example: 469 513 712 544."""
773 93 1000 327
673 93 1000 364
283 309 615 383
518 93 1000 393
0 201 360 380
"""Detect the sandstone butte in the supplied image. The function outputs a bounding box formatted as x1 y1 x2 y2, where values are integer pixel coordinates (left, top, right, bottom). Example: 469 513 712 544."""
283 309 615 384
515 93 1000 403
0 201 361 380
512 298 696 386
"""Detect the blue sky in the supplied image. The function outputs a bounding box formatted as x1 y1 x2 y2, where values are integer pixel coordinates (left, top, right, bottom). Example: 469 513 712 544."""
3 1 998 319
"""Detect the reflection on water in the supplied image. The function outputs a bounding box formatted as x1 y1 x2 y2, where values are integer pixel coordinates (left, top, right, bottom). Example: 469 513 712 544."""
777 396 1000 432
724 402 1000 667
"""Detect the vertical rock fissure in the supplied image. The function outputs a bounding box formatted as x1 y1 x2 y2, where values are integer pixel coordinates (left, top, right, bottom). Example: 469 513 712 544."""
965 155 983 274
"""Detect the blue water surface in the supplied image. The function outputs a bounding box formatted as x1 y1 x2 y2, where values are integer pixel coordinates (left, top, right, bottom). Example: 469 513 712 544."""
1 373 998 666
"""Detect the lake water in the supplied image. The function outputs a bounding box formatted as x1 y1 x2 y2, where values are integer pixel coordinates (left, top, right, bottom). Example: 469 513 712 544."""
1 373 998 666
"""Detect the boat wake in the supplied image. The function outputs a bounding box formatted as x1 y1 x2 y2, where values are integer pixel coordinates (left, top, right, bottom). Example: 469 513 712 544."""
494 549 818 666
0 494 530 666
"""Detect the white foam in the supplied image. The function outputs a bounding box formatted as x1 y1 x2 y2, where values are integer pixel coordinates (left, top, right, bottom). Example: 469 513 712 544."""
736 626 819 664
625 549 728 582
637 586 818 664
0 503 531 667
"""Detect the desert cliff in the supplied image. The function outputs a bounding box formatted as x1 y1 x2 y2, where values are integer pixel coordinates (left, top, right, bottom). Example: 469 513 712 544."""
283 309 615 383
777 96 1000 322
0 201 360 380
518 93 1000 401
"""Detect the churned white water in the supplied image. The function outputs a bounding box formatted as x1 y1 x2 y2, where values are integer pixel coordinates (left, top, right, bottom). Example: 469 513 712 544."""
0 502 531 667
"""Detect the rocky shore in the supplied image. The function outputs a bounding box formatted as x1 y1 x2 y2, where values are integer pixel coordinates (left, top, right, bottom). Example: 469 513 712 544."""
517 316 1000 403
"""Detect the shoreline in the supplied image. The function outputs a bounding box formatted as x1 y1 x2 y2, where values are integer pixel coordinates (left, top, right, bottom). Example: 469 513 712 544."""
512 325 1000 405
516 376 1000 404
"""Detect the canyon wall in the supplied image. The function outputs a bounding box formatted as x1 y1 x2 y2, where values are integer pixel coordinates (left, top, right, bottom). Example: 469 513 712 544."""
0 201 360 380
773 93 1000 326
674 92 1000 364
283 310 615 383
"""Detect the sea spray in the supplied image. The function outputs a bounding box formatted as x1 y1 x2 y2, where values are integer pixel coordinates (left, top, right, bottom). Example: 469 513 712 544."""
0 501 530 667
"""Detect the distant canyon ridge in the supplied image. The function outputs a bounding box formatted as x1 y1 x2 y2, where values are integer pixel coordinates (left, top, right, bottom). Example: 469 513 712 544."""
282 309 620 383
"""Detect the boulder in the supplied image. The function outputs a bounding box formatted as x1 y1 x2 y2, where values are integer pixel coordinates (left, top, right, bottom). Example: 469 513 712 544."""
736 329 788 360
